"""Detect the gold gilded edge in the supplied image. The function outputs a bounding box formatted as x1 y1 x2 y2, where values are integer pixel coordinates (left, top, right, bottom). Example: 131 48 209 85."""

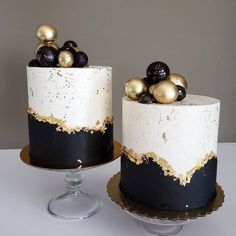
28 107 113 134
121 146 217 186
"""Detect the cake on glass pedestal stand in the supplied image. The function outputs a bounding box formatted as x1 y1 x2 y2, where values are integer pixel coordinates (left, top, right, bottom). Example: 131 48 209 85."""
20 140 121 220
107 172 224 236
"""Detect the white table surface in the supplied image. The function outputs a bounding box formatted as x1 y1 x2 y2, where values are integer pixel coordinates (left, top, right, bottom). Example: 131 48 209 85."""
0 143 235 236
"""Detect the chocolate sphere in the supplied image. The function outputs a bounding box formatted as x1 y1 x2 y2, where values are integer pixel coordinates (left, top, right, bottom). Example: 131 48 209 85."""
142 77 149 85
139 93 156 104
149 74 162 84
36 24 58 42
168 73 188 90
37 46 58 67
142 77 155 86
146 61 170 82
28 59 40 67
153 80 178 104
35 42 59 56
176 85 186 101
58 51 74 68
63 40 78 48
125 77 147 100
59 45 76 55
73 51 88 68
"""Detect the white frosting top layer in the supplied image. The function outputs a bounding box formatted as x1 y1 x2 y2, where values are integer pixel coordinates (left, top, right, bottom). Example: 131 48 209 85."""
27 66 112 128
122 95 220 176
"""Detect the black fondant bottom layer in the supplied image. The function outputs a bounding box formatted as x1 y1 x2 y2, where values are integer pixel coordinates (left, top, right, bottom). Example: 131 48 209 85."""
28 114 113 169
120 154 217 211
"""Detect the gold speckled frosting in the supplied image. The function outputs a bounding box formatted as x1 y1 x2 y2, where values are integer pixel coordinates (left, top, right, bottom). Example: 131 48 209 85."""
121 146 217 186
28 107 113 134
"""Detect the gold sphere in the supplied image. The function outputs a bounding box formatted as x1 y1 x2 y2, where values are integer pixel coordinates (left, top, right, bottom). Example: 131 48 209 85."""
153 80 178 104
168 73 188 90
36 24 58 42
35 42 59 56
148 84 156 95
125 77 147 100
58 51 74 68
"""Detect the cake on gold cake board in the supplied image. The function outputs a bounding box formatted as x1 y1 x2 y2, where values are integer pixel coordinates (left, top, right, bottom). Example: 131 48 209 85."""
21 24 122 220
107 61 224 235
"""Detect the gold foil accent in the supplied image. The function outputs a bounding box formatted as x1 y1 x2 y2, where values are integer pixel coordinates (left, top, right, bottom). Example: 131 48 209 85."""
28 107 113 134
107 172 224 220
121 146 217 186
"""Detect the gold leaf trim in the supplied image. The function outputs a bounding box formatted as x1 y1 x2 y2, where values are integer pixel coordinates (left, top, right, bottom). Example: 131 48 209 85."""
121 146 217 186
28 107 113 134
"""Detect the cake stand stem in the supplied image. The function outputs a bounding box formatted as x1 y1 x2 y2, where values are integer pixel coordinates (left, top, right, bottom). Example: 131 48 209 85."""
48 170 101 220
138 221 183 236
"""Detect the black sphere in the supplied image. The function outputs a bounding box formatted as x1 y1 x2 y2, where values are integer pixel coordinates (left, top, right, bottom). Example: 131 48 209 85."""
28 59 40 67
139 93 156 104
59 45 76 55
146 61 170 82
63 40 78 48
37 46 58 67
73 51 88 68
142 77 156 86
176 85 186 101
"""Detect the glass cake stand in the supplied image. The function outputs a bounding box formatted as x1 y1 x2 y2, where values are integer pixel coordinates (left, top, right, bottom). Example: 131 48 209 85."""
125 211 196 235
20 141 122 220
107 172 225 236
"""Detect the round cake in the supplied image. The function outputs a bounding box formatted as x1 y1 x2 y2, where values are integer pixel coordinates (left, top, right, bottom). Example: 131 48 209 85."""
27 66 113 168
120 94 220 211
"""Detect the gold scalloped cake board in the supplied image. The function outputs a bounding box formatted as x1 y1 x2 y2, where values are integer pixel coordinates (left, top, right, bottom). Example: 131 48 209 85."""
107 172 224 221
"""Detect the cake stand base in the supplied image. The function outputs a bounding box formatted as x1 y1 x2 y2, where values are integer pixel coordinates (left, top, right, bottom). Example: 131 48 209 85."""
20 141 122 221
139 222 182 236
126 211 194 235
48 171 101 220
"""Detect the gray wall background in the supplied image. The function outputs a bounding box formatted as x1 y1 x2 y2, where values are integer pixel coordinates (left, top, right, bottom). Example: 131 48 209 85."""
0 0 235 148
